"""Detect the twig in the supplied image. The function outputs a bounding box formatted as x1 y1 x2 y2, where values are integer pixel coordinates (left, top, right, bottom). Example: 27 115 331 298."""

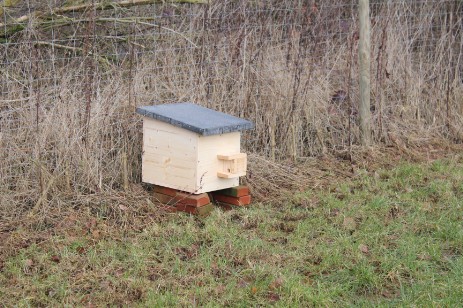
34 41 112 67
9 15 198 47
104 17 199 48
122 151 129 192
0 0 208 30
0 0 21 16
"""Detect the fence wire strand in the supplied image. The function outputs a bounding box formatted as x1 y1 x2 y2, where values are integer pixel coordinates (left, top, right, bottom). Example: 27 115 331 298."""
0 0 462 203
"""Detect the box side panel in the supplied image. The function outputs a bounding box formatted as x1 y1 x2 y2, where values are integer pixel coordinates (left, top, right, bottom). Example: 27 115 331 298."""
196 132 240 193
142 118 198 193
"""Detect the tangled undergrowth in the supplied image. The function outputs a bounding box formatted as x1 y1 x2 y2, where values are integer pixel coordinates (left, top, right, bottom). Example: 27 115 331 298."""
1 142 463 305
0 141 461 300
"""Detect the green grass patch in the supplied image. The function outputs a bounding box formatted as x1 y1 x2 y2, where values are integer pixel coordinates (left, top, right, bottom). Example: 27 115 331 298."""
1 158 463 306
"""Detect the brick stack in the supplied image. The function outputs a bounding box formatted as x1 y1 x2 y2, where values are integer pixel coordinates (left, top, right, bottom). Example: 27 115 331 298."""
211 185 252 211
152 185 214 217
152 185 252 216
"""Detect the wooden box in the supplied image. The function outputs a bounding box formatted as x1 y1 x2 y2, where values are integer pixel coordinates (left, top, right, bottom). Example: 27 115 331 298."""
136 103 254 194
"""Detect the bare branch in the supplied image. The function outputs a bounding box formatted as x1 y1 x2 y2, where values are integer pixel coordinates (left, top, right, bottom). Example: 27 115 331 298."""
34 40 113 67
0 0 208 38
0 0 21 17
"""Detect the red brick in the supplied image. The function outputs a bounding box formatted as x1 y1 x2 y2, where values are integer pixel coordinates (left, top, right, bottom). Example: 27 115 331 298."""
212 194 251 206
161 205 178 213
175 203 196 214
176 203 214 217
175 192 210 207
215 185 250 197
153 192 176 205
153 185 178 197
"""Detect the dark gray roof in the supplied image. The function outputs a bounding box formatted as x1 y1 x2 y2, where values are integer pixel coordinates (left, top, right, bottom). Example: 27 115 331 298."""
136 103 254 136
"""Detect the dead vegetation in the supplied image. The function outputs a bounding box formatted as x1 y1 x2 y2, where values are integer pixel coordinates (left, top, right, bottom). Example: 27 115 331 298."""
0 1 462 235
2 155 463 306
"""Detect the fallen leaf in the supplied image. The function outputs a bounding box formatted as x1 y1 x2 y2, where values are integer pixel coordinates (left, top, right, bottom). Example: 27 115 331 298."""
114 267 125 277
47 289 56 297
269 277 284 290
299 198 308 207
417 253 431 261
215 284 226 295
238 279 248 288
421 203 433 212
86 218 97 230
91 229 101 239
187 244 199 258
303 276 312 285
381 289 399 298
251 286 258 294
312 256 322 265
330 208 340 217
196 281 205 287
268 292 280 302
24 259 33 267
50 255 60 263
100 280 110 290
359 244 369 254
343 217 357 230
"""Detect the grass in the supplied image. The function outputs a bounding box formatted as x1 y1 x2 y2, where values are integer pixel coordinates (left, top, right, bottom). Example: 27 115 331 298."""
1 157 463 306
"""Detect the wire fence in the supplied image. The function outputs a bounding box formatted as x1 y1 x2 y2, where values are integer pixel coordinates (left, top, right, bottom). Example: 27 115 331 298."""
1 0 462 207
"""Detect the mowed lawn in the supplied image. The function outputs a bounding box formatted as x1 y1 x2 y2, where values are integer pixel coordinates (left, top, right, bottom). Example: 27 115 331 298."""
1 158 463 306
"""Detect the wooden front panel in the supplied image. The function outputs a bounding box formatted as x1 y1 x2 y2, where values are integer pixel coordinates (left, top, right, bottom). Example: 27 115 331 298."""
196 132 240 193
142 118 198 192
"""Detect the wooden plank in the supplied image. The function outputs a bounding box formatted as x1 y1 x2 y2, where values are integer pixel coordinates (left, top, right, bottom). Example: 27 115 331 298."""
217 153 247 161
144 130 196 152
143 160 196 179
217 153 247 176
144 117 199 138
217 171 246 179
142 118 198 192
196 132 241 193
142 160 197 191
143 159 196 178
144 145 196 162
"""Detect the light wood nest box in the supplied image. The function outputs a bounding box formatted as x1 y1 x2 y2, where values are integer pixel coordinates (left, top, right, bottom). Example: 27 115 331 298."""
136 103 254 194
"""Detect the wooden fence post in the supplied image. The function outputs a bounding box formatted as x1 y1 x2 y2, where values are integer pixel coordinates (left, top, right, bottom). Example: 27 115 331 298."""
359 0 371 146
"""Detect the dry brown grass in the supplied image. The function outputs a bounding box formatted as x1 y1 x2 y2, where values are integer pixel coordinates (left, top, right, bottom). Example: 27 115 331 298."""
0 1 462 229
